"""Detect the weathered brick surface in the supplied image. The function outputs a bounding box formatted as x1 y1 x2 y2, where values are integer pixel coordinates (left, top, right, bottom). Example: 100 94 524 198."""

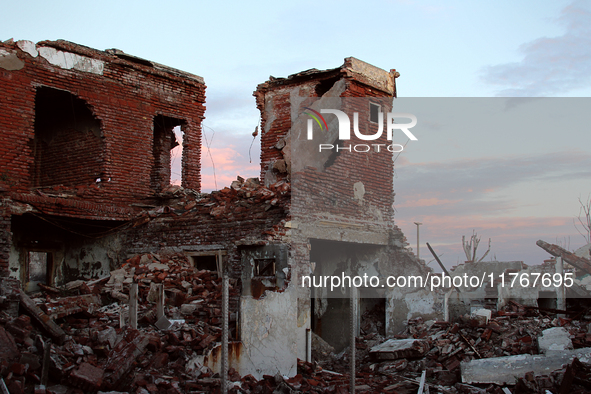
0 200 12 275
0 39 206 275
0 325 20 361
0 39 205 205
254 61 397 226
125 181 291 278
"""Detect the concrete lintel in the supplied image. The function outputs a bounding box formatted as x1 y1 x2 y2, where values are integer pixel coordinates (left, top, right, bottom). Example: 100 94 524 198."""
342 57 396 95
297 222 389 245
370 338 430 360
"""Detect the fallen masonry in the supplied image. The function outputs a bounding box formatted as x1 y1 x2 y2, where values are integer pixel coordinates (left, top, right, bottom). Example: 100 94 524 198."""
1 40 436 384
3 38 591 393
461 348 591 386
2 259 591 392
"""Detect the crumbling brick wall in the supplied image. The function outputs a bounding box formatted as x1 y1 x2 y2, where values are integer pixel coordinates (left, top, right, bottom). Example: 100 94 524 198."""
0 39 206 278
254 59 433 346
0 200 11 277
0 40 205 206
124 182 291 279
254 58 397 225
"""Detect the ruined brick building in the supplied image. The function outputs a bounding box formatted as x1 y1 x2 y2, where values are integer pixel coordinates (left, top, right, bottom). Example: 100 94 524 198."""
0 39 433 379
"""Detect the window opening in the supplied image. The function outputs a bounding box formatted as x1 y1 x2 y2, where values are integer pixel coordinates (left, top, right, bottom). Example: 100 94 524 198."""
170 125 184 185
185 250 225 276
254 258 276 276
32 87 103 187
369 102 381 123
152 115 185 192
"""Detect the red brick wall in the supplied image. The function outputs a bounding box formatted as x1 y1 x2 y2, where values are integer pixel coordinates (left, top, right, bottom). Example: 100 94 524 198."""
256 76 396 225
0 40 205 204
124 184 290 278
256 91 292 182
0 201 11 276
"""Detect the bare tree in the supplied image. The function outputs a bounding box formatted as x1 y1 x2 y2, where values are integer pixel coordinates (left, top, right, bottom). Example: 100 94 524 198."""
574 196 591 244
462 230 491 263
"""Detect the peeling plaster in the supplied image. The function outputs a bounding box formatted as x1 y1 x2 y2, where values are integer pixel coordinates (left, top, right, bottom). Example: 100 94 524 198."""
38 47 104 75
353 181 365 205
239 286 299 379
287 79 347 173
16 40 38 58
0 49 24 71
404 289 437 318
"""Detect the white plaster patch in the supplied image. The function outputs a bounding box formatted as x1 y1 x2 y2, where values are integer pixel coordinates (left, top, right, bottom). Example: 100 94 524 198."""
16 40 38 57
38 47 104 75
404 290 436 318
368 204 383 222
239 287 298 379
353 181 365 205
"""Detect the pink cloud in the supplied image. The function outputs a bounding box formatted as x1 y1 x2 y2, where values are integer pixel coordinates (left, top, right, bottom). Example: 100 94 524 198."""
200 144 260 191
397 197 462 208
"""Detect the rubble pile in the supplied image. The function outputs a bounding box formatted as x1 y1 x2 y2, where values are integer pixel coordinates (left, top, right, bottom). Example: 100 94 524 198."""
0 252 242 394
4 258 591 394
309 301 591 393
147 177 290 222
104 253 239 339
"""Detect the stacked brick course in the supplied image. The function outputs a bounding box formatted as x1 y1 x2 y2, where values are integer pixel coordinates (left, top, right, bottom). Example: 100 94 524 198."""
255 58 398 227
0 47 431 382
0 39 205 205
0 39 206 275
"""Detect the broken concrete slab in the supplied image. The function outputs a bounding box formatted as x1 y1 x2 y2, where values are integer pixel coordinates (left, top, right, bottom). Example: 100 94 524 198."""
96 327 117 348
147 262 169 272
538 327 573 354
536 240 591 275
471 308 491 324
369 338 430 360
461 347 591 385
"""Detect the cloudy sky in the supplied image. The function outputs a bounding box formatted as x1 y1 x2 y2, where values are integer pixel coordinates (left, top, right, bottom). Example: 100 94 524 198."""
3 0 590 268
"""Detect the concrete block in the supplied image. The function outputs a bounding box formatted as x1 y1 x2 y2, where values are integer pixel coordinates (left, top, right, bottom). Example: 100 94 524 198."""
472 308 492 324
369 338 430 360
461 347 591 385
538 327 573 354
180 304 197 315
97 327 117 348
155 315 172 330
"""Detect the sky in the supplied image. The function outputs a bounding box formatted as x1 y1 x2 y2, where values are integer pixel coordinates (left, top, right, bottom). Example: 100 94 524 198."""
2 0 591 269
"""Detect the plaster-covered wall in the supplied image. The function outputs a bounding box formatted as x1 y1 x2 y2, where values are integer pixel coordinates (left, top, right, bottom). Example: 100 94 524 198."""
237 285 299 379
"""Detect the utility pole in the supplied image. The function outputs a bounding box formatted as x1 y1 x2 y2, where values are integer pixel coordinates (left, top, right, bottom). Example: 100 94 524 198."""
414 222 422 260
